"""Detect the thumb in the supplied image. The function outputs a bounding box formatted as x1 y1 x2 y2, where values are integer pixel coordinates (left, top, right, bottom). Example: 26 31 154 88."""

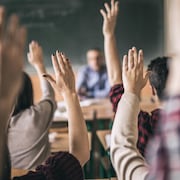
142 71 150 88
42 74 56 87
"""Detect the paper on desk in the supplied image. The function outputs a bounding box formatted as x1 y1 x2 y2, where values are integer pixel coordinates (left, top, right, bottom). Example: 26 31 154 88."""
53 110 68 121
79 98 102 107
105 133 111 149
53 101 68 121
53 99 103 121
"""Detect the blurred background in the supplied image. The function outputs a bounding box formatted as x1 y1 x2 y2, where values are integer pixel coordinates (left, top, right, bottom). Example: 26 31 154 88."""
1 0 164 72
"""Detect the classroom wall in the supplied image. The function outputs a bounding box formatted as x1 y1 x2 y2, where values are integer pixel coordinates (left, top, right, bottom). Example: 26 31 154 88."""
2 0 164 69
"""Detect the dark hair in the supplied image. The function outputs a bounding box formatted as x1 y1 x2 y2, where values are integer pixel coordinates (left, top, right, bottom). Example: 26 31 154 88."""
147 57 169 100
12 72 34 116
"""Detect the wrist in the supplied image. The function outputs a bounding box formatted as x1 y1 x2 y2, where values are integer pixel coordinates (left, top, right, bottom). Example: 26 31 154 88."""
62 89 77 98
104 33 115 39
124 89 141 100
62 91 78 104
34 64 46 74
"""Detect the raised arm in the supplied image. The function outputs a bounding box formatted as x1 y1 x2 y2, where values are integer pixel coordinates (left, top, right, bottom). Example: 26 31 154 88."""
100 0 122 86
43 51 89 166
0 8 26 179
27 41 55 101
110 48 149 180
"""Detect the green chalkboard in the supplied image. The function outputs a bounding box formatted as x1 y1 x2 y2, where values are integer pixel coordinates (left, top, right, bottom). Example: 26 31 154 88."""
1 0 164 69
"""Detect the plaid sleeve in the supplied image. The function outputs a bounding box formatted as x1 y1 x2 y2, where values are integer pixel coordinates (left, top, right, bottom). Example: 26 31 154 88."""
137 109 160 157
13 152 84 180
147 95 180 180
109 84 124 113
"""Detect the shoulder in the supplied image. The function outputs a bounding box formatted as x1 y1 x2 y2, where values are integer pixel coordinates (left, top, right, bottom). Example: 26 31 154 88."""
79 65 89 73
36 152 84 180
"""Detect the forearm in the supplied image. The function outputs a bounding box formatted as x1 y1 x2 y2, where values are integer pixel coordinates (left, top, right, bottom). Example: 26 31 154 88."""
35 65 55 100
104 34 122 86
63 92 89 166
110 92 148 180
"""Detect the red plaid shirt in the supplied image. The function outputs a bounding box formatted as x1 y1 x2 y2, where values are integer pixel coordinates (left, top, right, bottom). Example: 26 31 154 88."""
109 84 160 156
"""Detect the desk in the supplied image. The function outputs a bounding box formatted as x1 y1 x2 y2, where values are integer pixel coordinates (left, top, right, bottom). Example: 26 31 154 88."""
49 129 92 152
53 98 114 123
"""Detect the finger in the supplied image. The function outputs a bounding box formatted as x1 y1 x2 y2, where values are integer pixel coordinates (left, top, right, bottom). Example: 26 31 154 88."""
104 3 111 16
128 49 134 69
0 6 5 41
27 52 31 61
60 52 67 64
123 54 128 72
100 9 107 20
142 71 149 88
132 46 138 66
138 49 144 65
114 1 119 15
111 0 115 14
51 53 61 78
6 14 19 41
16 26 27 50
43 74 56 83
138 49 144 69
61 54 68 68
43 74 56 88
56 50 65 73
65 58 74 77
29 41 35 54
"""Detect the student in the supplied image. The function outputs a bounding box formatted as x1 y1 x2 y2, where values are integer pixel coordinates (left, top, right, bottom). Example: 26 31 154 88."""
76 48 110 100
100 0 169 156
111 48 149 180
0 8 89 180
8 41 57 170
110 47 180 180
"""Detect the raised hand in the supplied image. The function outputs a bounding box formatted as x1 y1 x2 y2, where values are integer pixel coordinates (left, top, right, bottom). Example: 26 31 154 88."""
122 47 149 98
0 7 26 180
100 0 119 36
0 10 26 101
44 51 89 166
43 51 76 97
27 41 44 67
100 0 122 86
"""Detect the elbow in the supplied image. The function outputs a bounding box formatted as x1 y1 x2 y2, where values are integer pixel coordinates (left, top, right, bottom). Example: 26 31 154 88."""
80 148 90 166
70 145 90 167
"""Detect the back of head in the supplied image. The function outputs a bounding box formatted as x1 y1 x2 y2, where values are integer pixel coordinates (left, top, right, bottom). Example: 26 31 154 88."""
148 57 169 100
12 72 34 116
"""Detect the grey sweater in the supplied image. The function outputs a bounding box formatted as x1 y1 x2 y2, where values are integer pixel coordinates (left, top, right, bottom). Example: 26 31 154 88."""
110 92 149 180
8 79 57 170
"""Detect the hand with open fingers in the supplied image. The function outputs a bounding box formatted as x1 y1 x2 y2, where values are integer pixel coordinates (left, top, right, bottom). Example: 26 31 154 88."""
100 0 119 36
27 41 44 67
122 47 149 98
43 51 76 97
0 10 26 100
